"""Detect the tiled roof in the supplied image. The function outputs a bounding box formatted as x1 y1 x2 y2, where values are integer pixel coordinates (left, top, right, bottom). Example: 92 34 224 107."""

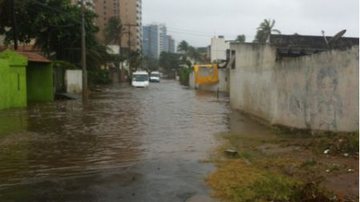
0 46 51 63
17 51 51 63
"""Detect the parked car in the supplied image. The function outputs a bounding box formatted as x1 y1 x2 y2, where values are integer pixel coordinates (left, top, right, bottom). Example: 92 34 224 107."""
132 71 149 87
150 71 160 82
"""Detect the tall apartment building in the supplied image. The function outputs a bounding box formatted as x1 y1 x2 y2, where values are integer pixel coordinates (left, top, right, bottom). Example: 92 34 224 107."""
92 0 142 51
142 24 175 58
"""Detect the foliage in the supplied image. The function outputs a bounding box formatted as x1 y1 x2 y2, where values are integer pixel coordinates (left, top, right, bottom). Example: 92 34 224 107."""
143 56 159 71
208 159 336 202
187 46 203 63
0 0 110 70
0 0 36 44
235 34 246 43
178 67 192 86
176 40 205 71
177 40 189 53
128 50 142 71
308 132 359 155
207 160 300 202
159 51 181 73
104 16 123 45
254 19 281 44
52 60 77 70
88 69 111 85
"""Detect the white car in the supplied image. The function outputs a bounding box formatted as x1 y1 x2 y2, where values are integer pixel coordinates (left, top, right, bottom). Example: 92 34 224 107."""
132 71 149 87
150 71 160 82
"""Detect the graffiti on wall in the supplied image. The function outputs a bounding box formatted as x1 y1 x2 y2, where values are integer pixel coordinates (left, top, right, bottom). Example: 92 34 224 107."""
314 67 342 131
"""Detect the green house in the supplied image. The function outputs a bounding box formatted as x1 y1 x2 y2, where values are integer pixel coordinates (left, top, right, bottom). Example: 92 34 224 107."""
0 50 28 110
0 50 54 110
21 52 54 102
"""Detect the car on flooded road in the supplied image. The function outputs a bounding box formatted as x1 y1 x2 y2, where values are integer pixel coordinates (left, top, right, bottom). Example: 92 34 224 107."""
149 71 160 83
132 71 149 88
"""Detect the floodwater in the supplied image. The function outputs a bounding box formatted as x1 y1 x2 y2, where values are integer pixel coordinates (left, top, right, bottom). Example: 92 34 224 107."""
0 80 230 201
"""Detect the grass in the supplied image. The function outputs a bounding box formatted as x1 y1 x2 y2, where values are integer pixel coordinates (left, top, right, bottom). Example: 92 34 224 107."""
206 130 354 201
207 159 334 202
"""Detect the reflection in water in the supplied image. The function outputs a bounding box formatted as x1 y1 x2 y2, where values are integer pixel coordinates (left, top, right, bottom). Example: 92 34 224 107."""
0 81 230 201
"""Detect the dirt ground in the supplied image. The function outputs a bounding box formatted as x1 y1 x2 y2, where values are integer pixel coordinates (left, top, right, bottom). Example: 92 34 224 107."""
207 112 359 202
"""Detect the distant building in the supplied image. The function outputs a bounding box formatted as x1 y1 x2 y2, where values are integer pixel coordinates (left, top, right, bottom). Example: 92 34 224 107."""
91 0 142 51
119 0 142 51
210 36 230 62
143 25 160 58
167 35 176 53
142 24 175 58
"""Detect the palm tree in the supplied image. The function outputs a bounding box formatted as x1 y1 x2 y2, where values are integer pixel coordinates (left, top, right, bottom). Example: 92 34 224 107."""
104 17 124 45
188 46 202 62
254 19 281 44
235 35 246 43
177 40 189 53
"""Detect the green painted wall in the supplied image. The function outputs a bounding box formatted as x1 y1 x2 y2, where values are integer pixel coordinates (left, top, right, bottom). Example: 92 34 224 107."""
0 50 28 110
26 63 54 102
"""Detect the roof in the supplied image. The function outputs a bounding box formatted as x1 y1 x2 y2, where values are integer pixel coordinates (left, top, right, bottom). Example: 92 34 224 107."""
0 45 50 63
17 51 51 63
270 34 358 57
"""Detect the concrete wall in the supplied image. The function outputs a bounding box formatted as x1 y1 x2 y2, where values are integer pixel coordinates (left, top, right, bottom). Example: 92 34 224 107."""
189 68 229 93
230 44 277 121
230 43 359 132
65 70 82 94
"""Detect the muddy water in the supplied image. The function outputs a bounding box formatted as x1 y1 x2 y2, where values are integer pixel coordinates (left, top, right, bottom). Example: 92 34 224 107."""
0 80 230 201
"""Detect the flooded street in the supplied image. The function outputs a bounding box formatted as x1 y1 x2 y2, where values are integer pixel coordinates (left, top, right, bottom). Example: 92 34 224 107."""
0 80 230 201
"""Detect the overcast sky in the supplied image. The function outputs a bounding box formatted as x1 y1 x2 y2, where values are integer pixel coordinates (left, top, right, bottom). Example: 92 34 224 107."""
142 0 359 47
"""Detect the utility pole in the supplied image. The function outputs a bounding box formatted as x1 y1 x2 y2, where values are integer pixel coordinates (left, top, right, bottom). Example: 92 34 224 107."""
81 0 88 101
10 0 18 50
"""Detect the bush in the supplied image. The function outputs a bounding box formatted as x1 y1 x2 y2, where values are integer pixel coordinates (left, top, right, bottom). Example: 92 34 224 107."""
178 67 192 86
88 69 111 85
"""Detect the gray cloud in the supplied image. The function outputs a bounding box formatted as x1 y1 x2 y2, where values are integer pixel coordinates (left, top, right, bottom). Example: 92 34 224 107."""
143 0 359 47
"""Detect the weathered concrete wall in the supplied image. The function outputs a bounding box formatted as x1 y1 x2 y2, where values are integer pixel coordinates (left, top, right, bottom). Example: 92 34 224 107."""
230 44 277 121
65 70 82 94
230 43 359 132
189 68 229 93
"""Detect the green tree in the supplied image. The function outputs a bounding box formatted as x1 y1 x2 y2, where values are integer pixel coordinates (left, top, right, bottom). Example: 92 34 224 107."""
235 34 246 43
0 0 35 45
104 16 124 45
159 52 180 73
0 0 110 70
177 40 189 53
254 19 281 44
143 56 159 71
128 50 142 71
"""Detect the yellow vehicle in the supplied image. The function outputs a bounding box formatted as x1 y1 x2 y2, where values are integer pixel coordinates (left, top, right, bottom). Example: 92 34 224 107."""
193 64 219 85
